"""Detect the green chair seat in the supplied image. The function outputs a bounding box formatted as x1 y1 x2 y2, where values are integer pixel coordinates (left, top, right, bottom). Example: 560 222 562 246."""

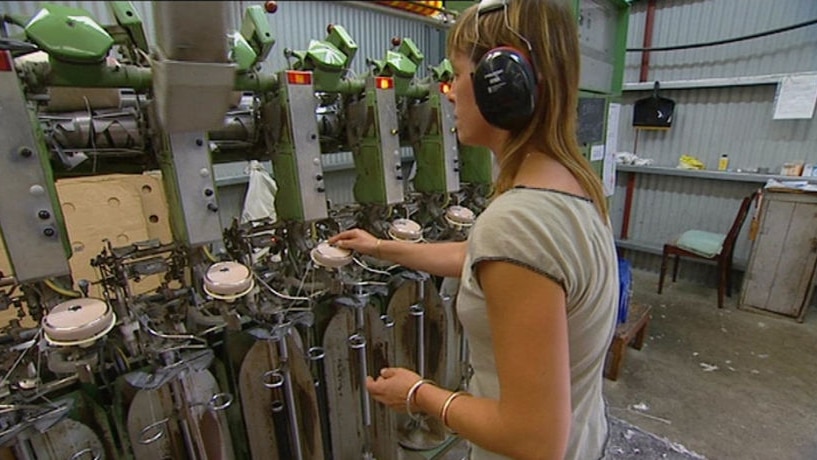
675 230 725 258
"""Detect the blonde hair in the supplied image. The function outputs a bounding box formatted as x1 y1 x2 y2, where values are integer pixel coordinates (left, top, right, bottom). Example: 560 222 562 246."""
448 0 609 221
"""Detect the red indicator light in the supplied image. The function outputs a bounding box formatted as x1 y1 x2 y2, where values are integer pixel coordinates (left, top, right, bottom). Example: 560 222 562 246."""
286 70 312 85
439 82 451 94
0 51 13 72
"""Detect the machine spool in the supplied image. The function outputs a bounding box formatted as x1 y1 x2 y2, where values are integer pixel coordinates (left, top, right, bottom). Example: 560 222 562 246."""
310 242 353 269
203 261 255 301
388 218 423 242
444 205 476 228
42 298 116 346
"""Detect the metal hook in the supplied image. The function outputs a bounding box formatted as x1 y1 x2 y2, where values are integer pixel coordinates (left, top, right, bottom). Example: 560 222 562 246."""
69 447 101 460
262 369 285 389
207 392 233 412
138 418 169 445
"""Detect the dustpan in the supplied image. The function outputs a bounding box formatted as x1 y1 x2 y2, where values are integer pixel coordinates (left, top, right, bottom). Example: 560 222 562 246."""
633 81 675 130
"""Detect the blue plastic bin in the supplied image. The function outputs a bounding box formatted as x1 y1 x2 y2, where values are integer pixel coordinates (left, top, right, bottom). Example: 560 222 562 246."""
617 257 632 325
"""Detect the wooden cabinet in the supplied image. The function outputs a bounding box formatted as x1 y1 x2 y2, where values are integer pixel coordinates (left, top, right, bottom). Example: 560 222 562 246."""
740 190 817 321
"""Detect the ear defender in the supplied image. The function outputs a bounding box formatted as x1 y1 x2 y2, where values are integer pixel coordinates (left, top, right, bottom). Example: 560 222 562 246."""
472 46 538 130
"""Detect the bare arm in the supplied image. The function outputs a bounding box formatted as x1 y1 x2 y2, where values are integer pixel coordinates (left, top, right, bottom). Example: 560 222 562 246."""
327 229 466 278
410 261 572 459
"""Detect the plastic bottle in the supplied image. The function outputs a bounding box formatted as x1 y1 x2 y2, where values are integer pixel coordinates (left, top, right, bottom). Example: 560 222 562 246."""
718 154 729 171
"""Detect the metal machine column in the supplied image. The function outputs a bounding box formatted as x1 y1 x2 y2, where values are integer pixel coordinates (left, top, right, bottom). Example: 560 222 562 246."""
0 51 70 281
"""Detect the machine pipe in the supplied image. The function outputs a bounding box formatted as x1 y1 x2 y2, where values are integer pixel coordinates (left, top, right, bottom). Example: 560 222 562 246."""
276 336 304 460
348 333 372 427
409 304 426 377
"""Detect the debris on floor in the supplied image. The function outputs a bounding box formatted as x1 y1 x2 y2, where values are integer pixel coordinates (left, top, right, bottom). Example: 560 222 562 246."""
606 416 706 459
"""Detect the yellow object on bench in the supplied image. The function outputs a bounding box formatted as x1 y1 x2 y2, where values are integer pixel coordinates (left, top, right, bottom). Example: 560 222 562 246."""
605 303 652 381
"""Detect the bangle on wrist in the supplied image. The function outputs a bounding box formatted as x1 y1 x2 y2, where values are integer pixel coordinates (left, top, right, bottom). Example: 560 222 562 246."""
405 378 435 420
439 390 472 433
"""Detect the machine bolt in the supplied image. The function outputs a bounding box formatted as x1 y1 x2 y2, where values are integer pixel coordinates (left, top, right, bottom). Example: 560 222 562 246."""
315 174 323 181
265 1 278 13
199 168 210 177
396 175 403 180
19 147 33 158
207 203 219 212
38 210 50 220
390 129 398 135
450 127 457 133
42 227 55 237
204 188 214 197
395 164 402 170
317 186 326 193
195 139 204 146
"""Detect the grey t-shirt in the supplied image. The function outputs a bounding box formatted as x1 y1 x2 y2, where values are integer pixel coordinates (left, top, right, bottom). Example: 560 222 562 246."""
456 187 618 460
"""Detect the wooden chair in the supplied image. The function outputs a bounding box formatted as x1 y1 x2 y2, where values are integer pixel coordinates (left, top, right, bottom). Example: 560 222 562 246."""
657 191 758 308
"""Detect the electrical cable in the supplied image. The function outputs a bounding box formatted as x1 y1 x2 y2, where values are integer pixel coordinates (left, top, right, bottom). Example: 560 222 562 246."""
43 279 81 298
627 17 817 52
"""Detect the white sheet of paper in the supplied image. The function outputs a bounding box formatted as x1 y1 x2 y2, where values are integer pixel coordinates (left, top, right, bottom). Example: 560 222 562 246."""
603 148 616 197
602 103 621 197
590 144 605 161
773 73 817 120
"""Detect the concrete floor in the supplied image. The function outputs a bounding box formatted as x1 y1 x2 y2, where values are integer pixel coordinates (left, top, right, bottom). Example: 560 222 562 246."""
604 269 817 460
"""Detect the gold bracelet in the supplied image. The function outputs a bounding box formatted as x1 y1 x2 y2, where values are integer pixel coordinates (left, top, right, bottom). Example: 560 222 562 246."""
405 378 435 420
375 238 382 259
440 390 472 432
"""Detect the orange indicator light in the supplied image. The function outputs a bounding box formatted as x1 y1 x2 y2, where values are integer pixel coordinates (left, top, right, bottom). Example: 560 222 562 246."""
286 70 312 85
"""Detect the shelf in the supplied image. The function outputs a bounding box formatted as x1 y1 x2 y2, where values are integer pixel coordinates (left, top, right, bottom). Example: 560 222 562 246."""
621 73 816 91
616 165 817 184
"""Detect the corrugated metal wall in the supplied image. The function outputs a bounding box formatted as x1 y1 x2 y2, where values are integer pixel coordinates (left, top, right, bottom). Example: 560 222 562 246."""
615 0 817 287
625 0 817 82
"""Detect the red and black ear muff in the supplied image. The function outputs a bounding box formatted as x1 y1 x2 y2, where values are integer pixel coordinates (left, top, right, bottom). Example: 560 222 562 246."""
472 45 538 131
471 0 539 130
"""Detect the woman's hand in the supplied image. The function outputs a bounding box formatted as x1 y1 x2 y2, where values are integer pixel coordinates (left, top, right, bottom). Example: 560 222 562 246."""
366 367 423 413
327 228 380 257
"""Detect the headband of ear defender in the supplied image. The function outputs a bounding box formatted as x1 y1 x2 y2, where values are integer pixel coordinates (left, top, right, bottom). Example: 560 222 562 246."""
472 0 538 131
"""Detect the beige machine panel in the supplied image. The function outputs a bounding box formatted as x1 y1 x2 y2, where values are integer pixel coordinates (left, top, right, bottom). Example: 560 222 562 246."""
0 173 172 326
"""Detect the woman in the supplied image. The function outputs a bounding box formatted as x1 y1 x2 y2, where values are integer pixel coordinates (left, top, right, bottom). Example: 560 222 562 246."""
328 0 618 458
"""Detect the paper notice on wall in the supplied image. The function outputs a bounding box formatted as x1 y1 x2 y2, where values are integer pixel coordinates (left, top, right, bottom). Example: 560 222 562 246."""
590 144 605 161
773 73 817 120
602 103 621 196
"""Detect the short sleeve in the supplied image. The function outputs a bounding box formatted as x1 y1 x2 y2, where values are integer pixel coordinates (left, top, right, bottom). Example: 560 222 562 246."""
467 194 571 294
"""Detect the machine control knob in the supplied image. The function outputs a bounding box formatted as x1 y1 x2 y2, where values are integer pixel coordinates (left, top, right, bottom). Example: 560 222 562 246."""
207 203 219 212
38 210 51 220
42 227 56 237
19 147 33 158
204 188 214 197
